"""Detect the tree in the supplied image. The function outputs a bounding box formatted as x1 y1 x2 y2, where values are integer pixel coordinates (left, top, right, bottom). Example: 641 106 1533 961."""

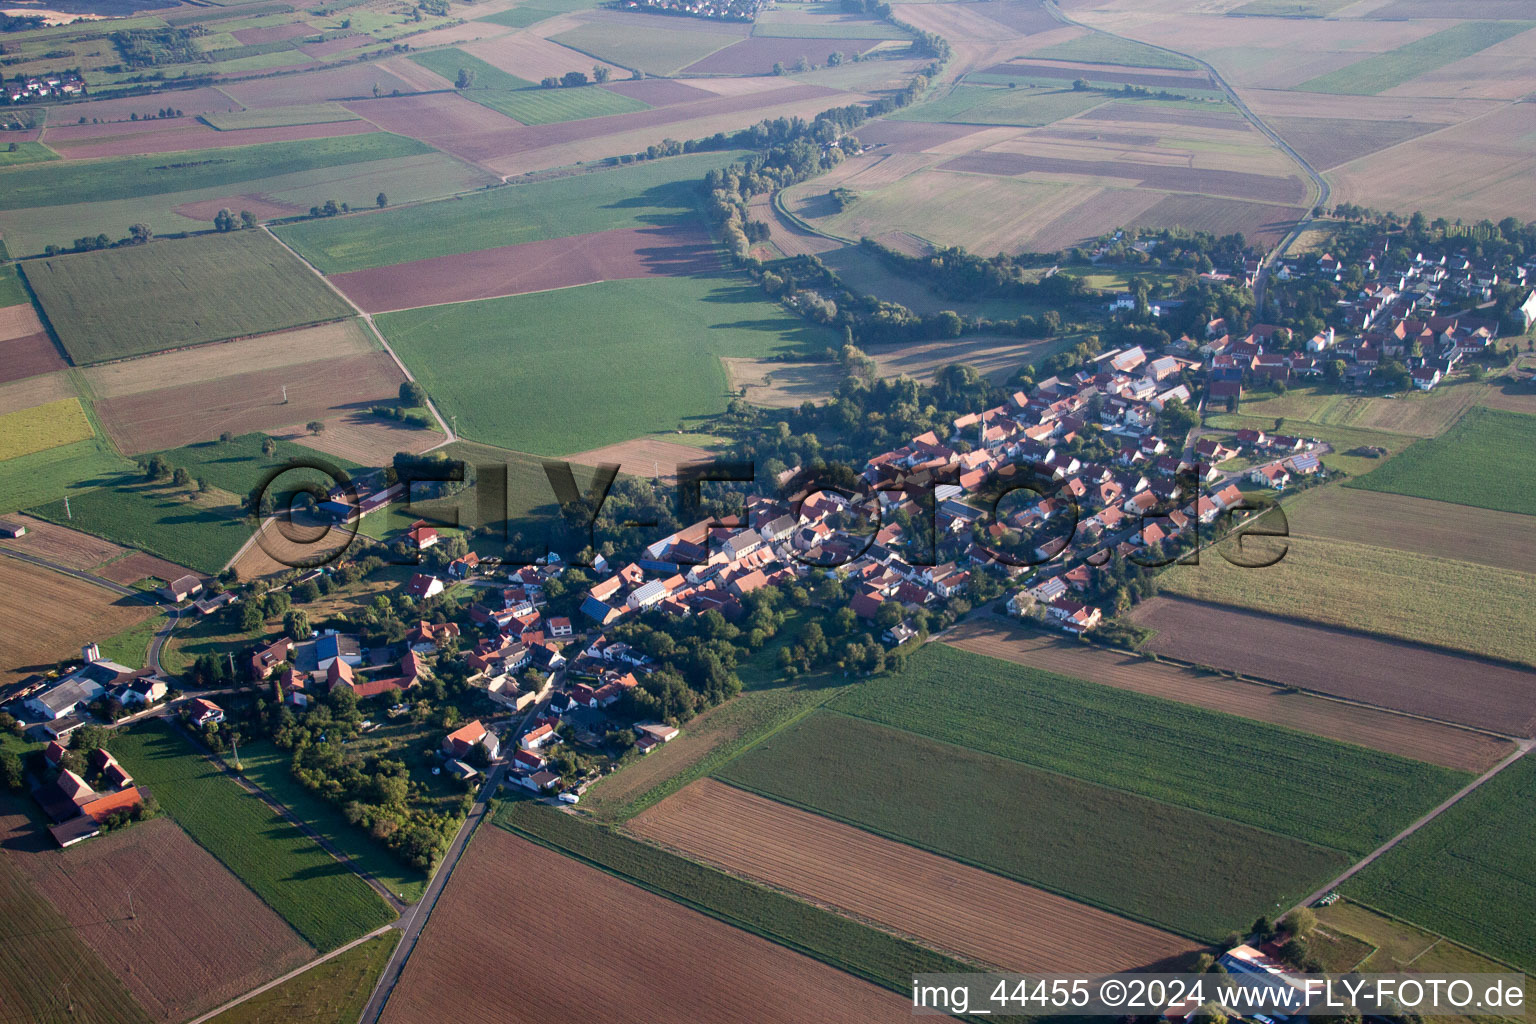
772 61 786 75
1284 907 1317 939
561 70 587 87
373 81 383 98
0 751 21 792
214 208 235 232
827 50 844 66
306 420 325 435
128 223 152 244
145 455 171 480
261 437 278 457
284 609 311 641
1072 77 1090 91
592 63 609 84
172 466 192 488
540 76 559 88
400 380 427 407
376 192 388 209
455 67 475 89
240 598 265 633
1325 358 1346 382
240 210 255 229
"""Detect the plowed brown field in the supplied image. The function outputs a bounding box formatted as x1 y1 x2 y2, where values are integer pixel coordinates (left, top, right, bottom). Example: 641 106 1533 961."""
0 558 152 686
0 332 65 383
631 779 1200 973
281 410 440 466
0 370 73 416
43 119 377 159
943 618 1514 772
95 351 406 454
232 515 357 581
94 550 198 587
0 812 313 1022
0 515 126 570
1128 597 1536 738
378 824 911 1024
565 435 720 479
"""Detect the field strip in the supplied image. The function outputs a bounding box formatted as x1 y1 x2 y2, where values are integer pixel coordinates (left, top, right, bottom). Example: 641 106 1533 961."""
1323 97 1523 173
182 924 396 1024
1293 740 1535 913
629 778 1201 973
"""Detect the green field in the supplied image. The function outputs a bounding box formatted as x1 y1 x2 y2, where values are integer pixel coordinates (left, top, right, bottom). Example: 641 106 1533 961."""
1298 21 1534 94
1161 529 1536 668
203 102 363 130
751 20 910 40
97 607 169 669
0 436 135 516
1203 411 1411 475
890 83 1108 126
1347 406 1536 516
376 274 831 455
0 132 429 212
106 722 396 950
1346 754 1536 972
494 797 975 993
24 231 354 363
551 20 742 75
1228 0 1355 14
0 141 57 167
0 150 496 258
0 833 154 1024
717 712 1348 939
475 5 561 27
410 48 649 125
0 263 27 306
832 644 1465 855
239 740 429 902
277 149 739 273
151 432 360 498
30 472 256 574
1027 32 1199 70
0 397 94 460
207 932 398 1024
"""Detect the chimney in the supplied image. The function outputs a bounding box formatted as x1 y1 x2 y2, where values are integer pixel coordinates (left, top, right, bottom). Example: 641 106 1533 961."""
82 642 100 664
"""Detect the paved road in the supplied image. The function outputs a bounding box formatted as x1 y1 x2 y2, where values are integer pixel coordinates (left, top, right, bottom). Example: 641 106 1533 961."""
1293 738 1534 912
358 762 505 1024
1040 0 1330 313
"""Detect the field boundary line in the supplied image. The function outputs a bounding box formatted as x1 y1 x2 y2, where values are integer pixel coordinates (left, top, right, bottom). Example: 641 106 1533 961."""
259 226 456 452
1337 895 1530 976
181 924 396 1024
1292 738 1535 913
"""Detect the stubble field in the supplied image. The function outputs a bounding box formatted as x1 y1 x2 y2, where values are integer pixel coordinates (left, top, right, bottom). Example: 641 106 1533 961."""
0 558 152 686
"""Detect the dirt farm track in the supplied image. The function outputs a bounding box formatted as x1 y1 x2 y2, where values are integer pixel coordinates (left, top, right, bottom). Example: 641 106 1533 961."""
379 823 911 1024
630 779 1200 974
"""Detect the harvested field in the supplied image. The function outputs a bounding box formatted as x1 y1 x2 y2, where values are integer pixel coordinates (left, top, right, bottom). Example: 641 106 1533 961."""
42 118 376 159
632 779 1200 973
0 334 57 386
854 118 992 152
982 59 1212 91
565 436 721 479
94 550 198 587
0 369 72 416
342 92 525 166
219 63 416 107
0 557 152 686
231 21 315 44
870 333 1062 382
1267 115 1441 171
1283 486 1536 575
747 192 843 256
280 410 441 465
940 151 1309 204
942 618 1513 774
378 824 910 1024
1131 596 1536 737
171 193 305 221
971 0 1060 35
1131 194 1305 247
1481 378 1536 416
297 33 371 58
36 87 238 124
82 320 374 399
684 35 887 74
231 515 357 581
0 302 43 342
460 31 625 82
1076 102 1247 130
602 77 717 105
0 813 313 1022
95 351 407 454
0 515 126 570
722 356 841 407
329 222 720 312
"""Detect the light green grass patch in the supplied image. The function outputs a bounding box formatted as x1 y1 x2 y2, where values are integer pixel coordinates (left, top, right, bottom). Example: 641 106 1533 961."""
96 608 169 670
717 711 1348 940
0 436 133 516
203 102 361 130
0 263 29 306
751 21 910 40
551 19 743 75
1298 21 1534 95
409 48 649 125
0 141 57 167
474 5 562 27
1229 0 1354 14
888 82 1106 125
0 397 94 460
106 722 396 950
205 931 399 1024
376 274 833 456
1027 32 1198 70
1346 405 1536 515
24 231 354 363
276 150 743 272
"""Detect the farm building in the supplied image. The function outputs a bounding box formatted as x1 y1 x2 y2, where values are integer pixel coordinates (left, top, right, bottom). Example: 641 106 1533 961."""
0 519 27 538
23 657 137 720
406 573 444 600
160 574 204 603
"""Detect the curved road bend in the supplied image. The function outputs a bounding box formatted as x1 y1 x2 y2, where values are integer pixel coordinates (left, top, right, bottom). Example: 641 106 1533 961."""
1039 0 1330 312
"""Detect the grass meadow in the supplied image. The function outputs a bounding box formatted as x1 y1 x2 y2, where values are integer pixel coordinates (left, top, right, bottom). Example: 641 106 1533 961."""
717 712 1348 940
107 722 396 950
833 644 1466 855
376 274 833 456
205 932 399 1024
887 83 1107 126
0 436 134 515
202 102 362 130
551 20 743 75
1203 411 1411 475
1347 406 1536 516
1299 21 1534 95
1028 33 1199 70
0 263 27 306
0 141 57 167
0 397 94 460
152 432 360 497
494 797 974 994
25 231 354 363
1345 754 1536 973
276 150 742 273
409 48 650 125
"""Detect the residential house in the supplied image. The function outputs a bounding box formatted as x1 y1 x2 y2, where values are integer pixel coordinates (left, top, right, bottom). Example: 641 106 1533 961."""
188 698 224 727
